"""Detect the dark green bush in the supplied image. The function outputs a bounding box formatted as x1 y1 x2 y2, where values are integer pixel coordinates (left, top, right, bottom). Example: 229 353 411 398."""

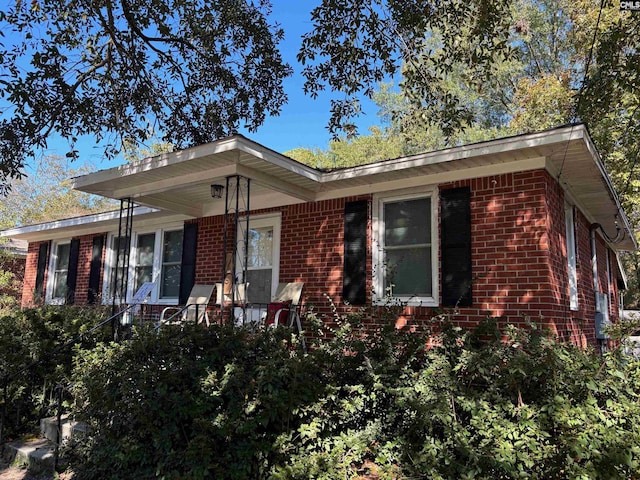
0 305 110 437
68 317 640 479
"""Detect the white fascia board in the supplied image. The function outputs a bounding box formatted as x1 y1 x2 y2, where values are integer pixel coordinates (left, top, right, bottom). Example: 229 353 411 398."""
233 137 321 183
72 135 321 194
580 129 637 250
318 125 586 183
0 206 158 240
315 157 547 201
71 137 244 191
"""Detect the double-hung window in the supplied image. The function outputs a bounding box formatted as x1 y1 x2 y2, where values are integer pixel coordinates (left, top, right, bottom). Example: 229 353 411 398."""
134 233 155 293
104 227 183 304
160 230 182 299
238 214 281 305
48 242 71 304
373 190 438 306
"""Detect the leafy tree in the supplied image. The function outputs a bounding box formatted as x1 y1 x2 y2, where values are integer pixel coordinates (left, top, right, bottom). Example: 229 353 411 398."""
0 155 115 230
0 248 23 313
0 0 292 192
298 0 514 138
122 135 174 163
286 126 406 169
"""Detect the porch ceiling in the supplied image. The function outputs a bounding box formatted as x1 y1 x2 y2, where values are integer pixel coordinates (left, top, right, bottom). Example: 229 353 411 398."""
61 125 638 252
72 136 321 218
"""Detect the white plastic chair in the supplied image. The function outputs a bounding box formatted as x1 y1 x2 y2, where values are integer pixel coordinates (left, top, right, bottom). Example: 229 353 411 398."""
159 284 215 327
266 282 304 327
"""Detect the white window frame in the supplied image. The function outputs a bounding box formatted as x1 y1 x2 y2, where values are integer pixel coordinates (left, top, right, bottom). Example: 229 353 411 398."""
237 213 281 303
157 228 184 300
102 224 183 305
565 203 579 311
45 240 71 305
372 188 439 307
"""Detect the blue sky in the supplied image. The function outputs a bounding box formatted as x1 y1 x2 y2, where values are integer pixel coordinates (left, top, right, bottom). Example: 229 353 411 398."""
39 1 384 170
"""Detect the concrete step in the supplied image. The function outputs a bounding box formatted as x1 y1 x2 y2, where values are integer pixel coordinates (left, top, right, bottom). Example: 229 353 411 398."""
40 415 88 444
2 438 55 473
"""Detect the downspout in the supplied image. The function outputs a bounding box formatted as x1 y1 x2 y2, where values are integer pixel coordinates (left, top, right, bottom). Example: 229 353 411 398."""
591 223 609 348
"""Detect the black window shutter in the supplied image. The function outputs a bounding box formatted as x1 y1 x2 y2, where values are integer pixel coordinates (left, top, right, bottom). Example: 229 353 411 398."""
343 200 368 305
87 235 105 305
441 187 472 307
179 223 198 305
35 241 50 299
65 238 81 305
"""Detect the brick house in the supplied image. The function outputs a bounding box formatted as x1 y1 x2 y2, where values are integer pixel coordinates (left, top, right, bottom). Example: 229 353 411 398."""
0 238 27 305
1 124 636 347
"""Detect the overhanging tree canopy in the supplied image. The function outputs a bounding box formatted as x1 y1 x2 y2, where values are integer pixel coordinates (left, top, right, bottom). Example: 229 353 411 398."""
0 0 291 192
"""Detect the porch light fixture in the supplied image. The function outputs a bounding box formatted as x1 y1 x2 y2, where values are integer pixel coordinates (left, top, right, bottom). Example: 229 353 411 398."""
211 184 224 199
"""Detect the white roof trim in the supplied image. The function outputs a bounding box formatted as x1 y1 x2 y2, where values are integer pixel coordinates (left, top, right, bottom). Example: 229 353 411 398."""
3 125 635 252
72 135 321 191
0 206 158 238
319 125 585 182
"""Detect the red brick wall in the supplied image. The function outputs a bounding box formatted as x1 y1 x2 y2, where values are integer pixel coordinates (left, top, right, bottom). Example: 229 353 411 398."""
22 241 47 307
73 234 106 305
18 169 621 347
429 172 556 327
390 169 612 346
193 216 225 285
192 197 370 324
279 198 370 307
21 234 107 307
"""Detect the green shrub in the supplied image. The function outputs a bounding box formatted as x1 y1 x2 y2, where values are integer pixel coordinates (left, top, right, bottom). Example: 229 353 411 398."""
67 317 640 479
0 305 110 437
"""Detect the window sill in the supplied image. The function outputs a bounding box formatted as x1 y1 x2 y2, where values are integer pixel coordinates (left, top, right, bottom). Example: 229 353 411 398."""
373 297 438 308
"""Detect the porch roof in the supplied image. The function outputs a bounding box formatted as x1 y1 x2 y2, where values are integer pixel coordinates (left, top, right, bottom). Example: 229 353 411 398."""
2 124 636 251
0 207 191 242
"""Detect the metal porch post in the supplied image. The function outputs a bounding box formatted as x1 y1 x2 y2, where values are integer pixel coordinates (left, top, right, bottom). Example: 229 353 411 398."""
111 198 134 341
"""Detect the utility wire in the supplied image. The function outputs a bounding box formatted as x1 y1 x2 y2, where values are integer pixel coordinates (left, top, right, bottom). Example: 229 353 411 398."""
558 0 603 181
573 0 604 122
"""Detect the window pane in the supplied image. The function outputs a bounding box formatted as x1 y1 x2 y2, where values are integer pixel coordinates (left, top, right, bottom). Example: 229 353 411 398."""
248 228 273 268
161 265 181 298
135 266 153 292
384 246 431 296
57 244 70 270
163 230 183 263
384 198 431 246
136 233 155 266
247 269 272 304
52 244 70 299
161 230 182 298
53 271 68 299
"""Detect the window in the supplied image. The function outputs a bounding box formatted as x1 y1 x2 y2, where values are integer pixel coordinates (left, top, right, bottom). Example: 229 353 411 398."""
565 204 578 310
238 214 281 305
50 242 70 303
103 226 183 304
134 233 155 293
160 230 182 298
373 190 438 306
